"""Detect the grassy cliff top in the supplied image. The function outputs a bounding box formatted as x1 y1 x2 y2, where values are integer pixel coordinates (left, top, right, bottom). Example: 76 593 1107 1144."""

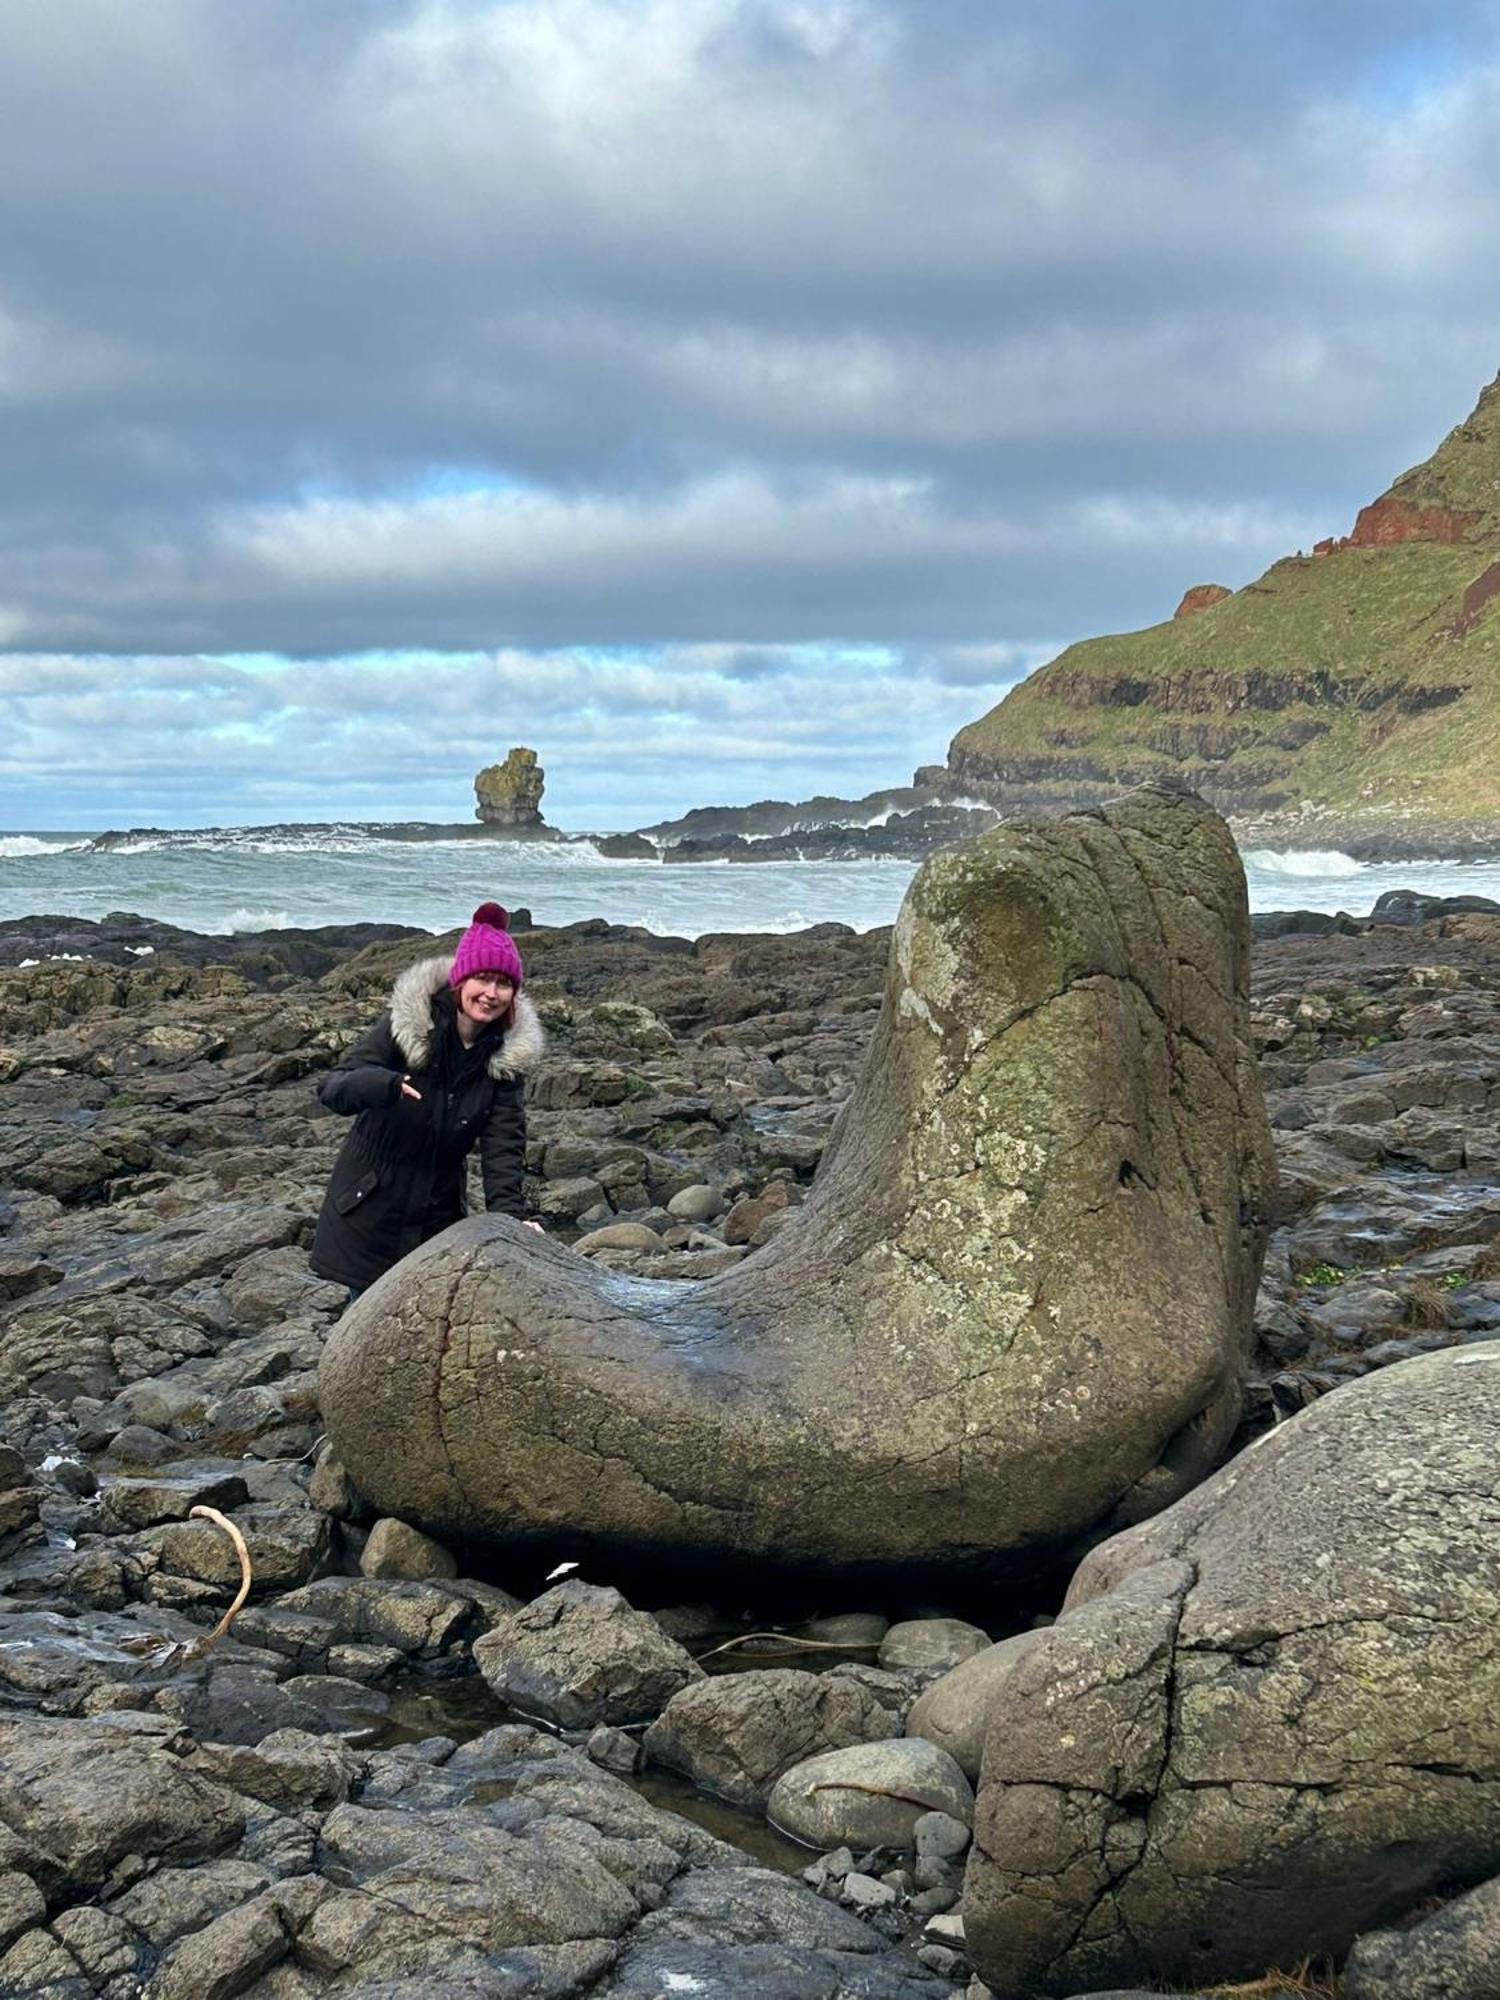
950 371 1500 823
1385 371 1500 527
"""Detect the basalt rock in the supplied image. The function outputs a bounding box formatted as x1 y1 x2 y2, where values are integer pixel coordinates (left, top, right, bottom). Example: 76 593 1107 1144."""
319 785 1274 1579
474 745 547 828
963 1340 1500 1998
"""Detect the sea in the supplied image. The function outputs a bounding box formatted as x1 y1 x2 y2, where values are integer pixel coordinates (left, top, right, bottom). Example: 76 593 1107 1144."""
4 827 1500 941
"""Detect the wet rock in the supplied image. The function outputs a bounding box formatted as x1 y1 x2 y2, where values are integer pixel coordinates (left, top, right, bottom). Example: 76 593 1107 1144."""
47 1904 143 1990
535 1174 608 1222
965 1342 1500 1997
474 1581 702 1728
0 1927 91 1996
768 1738 974 1851
152 1665 374 1748
112 1857 273 1947
0 1252 63 1300
221 1246 344 1329
0 1716 245 1896
307 1444 361 1520
802 1612 889 1650
143 1502 332 1595
305 1797 641 1969
597 1865 952 1999
645 1667 904 1810
188 1729 362 1812
151 1875 328 2000
722 1179 793 1244
96 1463 250 1532
914 1811 971 1861
260 1577 478 1659
587 1725 642 1777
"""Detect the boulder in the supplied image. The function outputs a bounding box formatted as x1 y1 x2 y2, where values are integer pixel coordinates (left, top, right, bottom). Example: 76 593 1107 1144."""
473 1581 702 1729
666 1182 725 1222
964 1342 1500 1997
359 1518 458 1581
321 786 1274 1576
905 1630 1049 1780
879 1617 991 1674
1344 1869 1500 2000
767 1738 974 1851
644 1667 903 1810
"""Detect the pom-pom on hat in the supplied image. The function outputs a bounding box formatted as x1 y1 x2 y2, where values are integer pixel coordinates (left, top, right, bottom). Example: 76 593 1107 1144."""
449 901 525 990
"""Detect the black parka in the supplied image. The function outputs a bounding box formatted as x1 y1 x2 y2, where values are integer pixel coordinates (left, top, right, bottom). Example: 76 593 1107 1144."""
309 955 545 1291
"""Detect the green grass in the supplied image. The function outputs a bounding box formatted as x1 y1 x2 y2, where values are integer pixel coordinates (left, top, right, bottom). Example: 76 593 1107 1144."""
950 375 1500 820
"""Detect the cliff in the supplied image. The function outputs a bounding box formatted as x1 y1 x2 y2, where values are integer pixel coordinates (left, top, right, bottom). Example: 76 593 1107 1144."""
948 371 1500 840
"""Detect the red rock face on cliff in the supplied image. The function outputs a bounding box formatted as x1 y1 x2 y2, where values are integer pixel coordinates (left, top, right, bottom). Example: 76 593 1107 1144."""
1347 496 1482 547
1173 584 1232 619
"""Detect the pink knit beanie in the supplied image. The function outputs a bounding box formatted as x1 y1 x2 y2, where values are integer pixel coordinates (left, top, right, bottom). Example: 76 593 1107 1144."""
449 902 524 989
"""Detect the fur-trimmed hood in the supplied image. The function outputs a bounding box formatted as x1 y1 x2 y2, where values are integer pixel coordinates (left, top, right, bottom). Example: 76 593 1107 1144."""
388 955 545 1081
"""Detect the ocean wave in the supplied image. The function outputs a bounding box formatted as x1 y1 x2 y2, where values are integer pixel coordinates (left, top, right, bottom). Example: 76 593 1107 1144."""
1242 848 1360 878
0 835 87 859
217 907 294 933
104 825 373 856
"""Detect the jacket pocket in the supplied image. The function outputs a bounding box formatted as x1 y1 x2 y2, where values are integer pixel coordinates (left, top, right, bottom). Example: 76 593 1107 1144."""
334 1167 379 1217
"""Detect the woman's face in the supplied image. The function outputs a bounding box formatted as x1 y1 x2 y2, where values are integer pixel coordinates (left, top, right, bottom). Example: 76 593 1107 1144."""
457 972 515 1028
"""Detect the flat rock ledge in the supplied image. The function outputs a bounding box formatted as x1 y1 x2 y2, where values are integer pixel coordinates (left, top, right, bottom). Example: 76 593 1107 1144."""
964 1339 1500 1997
320 785 1274 1577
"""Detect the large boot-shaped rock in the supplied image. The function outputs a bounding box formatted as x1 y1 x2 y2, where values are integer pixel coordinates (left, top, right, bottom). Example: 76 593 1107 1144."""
964 1340 1500 1996
319 784 1274 1577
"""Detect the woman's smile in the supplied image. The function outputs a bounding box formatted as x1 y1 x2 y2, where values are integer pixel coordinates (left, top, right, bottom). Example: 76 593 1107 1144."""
459 973 515 1027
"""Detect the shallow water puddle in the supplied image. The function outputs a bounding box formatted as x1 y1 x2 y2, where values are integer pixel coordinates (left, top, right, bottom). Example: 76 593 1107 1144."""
370 1646 864 1878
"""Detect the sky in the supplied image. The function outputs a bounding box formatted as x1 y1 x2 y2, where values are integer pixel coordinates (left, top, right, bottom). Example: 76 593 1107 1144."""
3 1 1500 830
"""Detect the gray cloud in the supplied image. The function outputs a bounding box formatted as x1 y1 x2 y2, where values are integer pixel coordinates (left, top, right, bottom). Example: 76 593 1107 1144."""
2 2 1499 815
0 644 1031 827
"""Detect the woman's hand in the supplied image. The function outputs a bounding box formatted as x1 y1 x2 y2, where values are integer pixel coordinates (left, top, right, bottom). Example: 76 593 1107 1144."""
399 1077 422 1101
522 1219 544 1234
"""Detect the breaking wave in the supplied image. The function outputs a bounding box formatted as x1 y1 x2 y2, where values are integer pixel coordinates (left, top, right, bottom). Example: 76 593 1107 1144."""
1241 849 1360 877
0 835 88 860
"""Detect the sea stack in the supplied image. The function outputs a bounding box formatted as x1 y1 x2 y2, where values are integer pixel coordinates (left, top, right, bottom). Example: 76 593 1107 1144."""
474 746 547 829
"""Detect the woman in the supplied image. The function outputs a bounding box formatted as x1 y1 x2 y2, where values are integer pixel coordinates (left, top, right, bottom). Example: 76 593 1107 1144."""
310 902 545 1296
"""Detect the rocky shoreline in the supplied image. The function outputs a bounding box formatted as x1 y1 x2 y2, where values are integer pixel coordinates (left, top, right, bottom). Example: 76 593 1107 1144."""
3 885 1500 1996
73 798 1500 869
1229 806 1500 862
75 778 1002 868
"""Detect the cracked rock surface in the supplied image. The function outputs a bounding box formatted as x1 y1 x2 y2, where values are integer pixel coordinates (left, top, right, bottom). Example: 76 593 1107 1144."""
964 1338 1500 1997
320 786 1275 1575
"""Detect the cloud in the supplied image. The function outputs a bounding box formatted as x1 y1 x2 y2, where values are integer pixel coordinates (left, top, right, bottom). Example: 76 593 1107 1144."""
2 2 1499 817
2 470 1320 655
0 642 1032 827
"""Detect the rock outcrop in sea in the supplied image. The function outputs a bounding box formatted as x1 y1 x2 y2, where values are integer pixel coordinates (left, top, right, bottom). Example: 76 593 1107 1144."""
320 785 1275 1577
948 368 1500 852
474 744 551 830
